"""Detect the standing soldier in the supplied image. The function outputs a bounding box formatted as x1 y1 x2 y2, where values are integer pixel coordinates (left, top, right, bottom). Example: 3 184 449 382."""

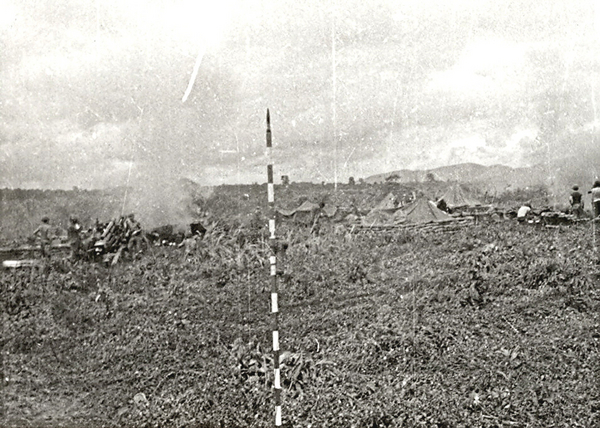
33 216 52 258
569 185 583 218
590 180 600 218
124 213 140 232
68 216 82 261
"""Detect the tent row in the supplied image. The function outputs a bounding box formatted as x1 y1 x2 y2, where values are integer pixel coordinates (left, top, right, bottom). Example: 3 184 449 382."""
275 185 491 227
363 185 492 226
363 197 454 226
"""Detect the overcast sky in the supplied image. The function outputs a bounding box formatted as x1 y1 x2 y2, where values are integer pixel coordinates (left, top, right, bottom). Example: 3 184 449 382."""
1 0 600 190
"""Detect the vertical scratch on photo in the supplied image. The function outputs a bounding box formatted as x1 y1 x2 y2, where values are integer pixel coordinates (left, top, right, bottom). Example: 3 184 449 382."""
592 77 598 256
331 0 338 189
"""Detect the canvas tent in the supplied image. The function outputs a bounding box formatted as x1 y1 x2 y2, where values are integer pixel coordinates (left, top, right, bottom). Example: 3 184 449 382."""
362 192 401 225
372 192 400 212
394 197 453 224
438 185 481 209
275 200 322 224
276 207 297 218
295 200 321 213
330 205 360 223
296 201 322 224
363 209 395 226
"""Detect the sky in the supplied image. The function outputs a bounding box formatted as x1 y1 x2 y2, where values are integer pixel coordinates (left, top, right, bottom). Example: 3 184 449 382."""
1 0 600 191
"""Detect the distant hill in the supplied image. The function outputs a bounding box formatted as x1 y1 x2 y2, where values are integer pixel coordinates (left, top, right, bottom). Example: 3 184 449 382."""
364 159 600 210
365 163 552 192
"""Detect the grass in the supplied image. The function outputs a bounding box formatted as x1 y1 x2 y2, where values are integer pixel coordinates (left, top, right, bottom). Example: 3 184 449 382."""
2 221 599 427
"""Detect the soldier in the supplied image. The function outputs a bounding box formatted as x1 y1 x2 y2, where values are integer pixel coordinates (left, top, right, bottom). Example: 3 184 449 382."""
590 180 600 218
180 235 200 260
124 213 140 233
437 198 449 213
33 216 52 258
68 216 82 261
569 185 583 218
516 202 532 223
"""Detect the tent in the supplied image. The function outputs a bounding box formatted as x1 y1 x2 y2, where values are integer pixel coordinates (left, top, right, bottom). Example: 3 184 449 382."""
276 208 297 218
362 192 401 225
345 213 360 223
293 200 321 224
330 205 360 223
372 192 399 212
276 201 314 222
363 210 395 226
438 185 481 209
394 197 452 224
295 200 320 213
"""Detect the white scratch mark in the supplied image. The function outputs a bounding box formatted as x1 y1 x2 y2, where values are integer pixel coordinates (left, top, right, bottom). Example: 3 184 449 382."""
182 46 206 103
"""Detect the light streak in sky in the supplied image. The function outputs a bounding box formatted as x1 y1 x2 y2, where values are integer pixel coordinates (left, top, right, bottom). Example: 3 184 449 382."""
182 46 206 103
180 0 231 103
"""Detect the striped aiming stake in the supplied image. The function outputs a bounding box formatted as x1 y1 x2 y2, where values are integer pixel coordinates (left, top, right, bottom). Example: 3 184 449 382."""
266 109 282 426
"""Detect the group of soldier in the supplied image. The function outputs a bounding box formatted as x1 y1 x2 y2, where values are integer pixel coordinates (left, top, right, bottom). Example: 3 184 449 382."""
517 181 600 223
33 215 83 260
569 180 600 218
33 214 144 262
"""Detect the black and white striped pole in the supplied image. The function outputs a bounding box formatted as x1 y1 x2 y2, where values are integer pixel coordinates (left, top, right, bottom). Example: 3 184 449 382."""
266 109 282 426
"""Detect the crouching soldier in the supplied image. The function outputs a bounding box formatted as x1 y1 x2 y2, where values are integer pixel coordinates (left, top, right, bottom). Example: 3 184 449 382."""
517 203 532 223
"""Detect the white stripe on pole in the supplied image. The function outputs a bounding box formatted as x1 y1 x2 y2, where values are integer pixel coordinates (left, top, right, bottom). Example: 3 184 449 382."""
274 368 281 388
269 219 276 238
273 330 279 351
275 406 282 426
271 293 278 313
268 183 274 203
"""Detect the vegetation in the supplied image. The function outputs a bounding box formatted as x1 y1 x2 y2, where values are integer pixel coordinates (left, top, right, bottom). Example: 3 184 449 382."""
2 180 532 243
2 220 599 427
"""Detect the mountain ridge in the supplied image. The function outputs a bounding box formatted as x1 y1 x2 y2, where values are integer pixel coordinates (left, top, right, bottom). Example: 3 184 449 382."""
364 163 549 190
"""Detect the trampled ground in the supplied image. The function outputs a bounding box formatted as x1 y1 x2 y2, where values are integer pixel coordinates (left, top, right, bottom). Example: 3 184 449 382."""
2 221 599 427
